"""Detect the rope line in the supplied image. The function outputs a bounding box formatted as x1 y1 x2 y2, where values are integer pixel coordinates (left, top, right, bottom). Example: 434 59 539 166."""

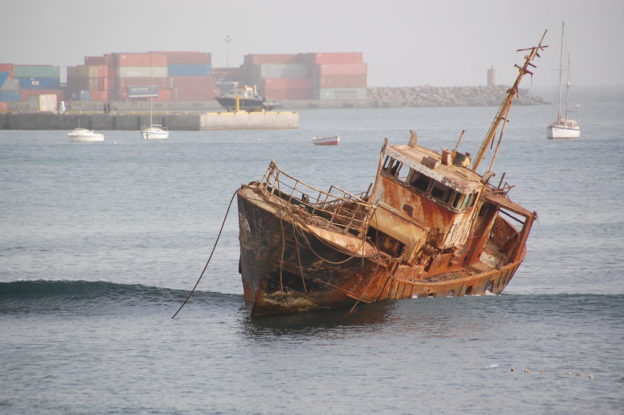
171 190 238 319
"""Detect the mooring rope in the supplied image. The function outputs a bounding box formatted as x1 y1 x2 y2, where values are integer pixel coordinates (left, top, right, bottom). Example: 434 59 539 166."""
171 190 238 319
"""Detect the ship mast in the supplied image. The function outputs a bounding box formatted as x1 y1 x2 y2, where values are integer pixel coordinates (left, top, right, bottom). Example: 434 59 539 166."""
471 30 548 173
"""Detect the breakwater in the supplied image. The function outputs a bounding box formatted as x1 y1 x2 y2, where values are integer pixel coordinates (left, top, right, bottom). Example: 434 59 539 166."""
367 85 546 107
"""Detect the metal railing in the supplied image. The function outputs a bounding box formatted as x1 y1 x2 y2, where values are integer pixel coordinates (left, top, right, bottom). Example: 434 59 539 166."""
260 161 373 235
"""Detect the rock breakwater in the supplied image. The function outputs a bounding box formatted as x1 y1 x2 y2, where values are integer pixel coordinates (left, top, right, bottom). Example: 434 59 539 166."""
368 85 546 107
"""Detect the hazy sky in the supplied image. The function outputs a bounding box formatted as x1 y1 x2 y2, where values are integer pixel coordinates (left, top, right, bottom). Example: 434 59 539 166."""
3 0 623 88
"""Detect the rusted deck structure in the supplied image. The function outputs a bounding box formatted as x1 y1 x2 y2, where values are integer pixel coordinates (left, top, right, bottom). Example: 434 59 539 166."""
236 32 546 316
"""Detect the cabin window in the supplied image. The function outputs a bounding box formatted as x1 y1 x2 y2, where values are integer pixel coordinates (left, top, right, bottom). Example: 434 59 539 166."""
408 170 431 192
452 192 465 209
382 156 404 178
431 183 452 204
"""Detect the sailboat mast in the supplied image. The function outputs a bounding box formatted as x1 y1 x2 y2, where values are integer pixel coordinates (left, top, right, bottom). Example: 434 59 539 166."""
471 30 548 173
565 54 571 121
556 21 565 121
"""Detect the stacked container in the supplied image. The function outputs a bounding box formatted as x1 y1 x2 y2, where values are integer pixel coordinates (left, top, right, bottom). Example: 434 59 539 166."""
244 54 313 100
0 63 20 103
157 51 215 100
305 52 367 100
12 65 63 104
241 52 367 101
114 52 169 100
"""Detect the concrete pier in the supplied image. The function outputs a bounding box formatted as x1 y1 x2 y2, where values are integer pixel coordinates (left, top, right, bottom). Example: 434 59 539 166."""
0 111 299 131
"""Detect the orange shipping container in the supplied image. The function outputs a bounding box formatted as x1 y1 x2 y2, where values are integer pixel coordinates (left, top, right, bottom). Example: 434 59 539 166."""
152 51 211 64
245 54 300 65
316 63 368 76
305 52 363 65
115 53 167 67
155 88 173 101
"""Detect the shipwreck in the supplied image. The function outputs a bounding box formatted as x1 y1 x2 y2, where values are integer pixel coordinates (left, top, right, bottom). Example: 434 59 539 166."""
236 32 546 316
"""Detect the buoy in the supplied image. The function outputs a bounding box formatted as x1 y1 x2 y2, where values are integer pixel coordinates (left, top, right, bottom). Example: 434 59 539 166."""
577 372 582 377
510 368 515 372
540 370 544 375
588 374 593 379
524 368 531 373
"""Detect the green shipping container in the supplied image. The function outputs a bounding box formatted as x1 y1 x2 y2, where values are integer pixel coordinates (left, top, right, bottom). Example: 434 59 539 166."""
13 65 60 78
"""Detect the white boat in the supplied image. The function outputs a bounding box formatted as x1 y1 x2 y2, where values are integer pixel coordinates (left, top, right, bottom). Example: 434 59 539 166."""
68 128 104 142
547 21 580 139
312 135 340 146
141 125 169 140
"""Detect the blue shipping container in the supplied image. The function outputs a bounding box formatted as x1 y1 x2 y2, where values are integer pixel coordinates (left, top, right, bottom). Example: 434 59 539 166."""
0 90 20 102
0 72 9 88
16 77 60 90
167 63 211 76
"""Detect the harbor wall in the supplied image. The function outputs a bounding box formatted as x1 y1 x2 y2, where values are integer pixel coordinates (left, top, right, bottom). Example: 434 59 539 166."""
0 111 298 131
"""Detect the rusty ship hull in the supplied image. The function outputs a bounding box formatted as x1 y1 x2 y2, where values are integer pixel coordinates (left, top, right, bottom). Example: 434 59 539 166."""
236 32 545 317
237 165 534 316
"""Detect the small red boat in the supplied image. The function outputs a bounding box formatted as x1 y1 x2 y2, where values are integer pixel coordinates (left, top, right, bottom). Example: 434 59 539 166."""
312 135 340 146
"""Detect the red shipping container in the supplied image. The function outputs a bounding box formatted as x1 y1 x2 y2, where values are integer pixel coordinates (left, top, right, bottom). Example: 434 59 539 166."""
115 53 167 67
116 77 172 90
172 76 217 100
19 89 64 101
316 63 368 76
0 63 14 76
155 89 173 101
84 56 106 65
305 52 363 65
152 51 212 64
263 78 313 90
245 54 300 65
89 90 109 101
319 74 367 88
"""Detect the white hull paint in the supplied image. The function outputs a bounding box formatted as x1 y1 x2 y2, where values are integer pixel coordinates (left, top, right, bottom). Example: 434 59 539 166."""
141 126 169 140
68 128 104 142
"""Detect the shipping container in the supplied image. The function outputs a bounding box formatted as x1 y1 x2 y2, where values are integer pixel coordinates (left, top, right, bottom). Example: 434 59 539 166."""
263 88 313 100
14 65 60 78
0 90 20 102
0 64 13 76
244 54 300 65
114 53 167 67
117 66 168 78
317 87 367 100
0 72 9 88
20 89 64 102
315 63 368 76
167 63 211 76
171 76 216 100
252 63 309 79
89 90 109 101
84 56 107 65
317 74 367 88
16 77 60 90
155 88 172 101
28 94 57 112
153 51 212 64
262 78 313 89
115 77 171 90
1 79 19 90
303 52 363 65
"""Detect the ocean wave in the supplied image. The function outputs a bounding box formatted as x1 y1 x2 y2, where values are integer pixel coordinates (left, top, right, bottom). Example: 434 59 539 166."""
0 280 241 315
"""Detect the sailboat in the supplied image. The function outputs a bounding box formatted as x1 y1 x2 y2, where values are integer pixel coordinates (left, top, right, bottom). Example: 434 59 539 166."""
547 21 580 139
141 95 169 140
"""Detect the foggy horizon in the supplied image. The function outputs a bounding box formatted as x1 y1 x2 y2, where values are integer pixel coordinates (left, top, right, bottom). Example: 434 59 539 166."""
2 0 623 89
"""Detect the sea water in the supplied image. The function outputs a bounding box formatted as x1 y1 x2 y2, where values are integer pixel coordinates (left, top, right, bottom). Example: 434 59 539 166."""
1 87 623 414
